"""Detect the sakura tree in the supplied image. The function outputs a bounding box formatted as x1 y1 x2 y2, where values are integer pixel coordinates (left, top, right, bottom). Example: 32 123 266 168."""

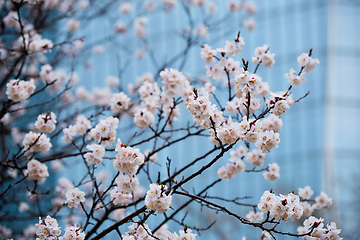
0 0 341 240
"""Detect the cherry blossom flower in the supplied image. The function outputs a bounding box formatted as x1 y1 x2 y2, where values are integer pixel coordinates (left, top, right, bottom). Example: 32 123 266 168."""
64 188 86 208
145 183 172 214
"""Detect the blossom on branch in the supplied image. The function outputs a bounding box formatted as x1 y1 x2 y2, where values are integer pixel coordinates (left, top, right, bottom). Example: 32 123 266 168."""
298 216 342 240
263 163 280 180
88 116 119 147
258 191 303 222
113 139 145 175
6 79 35 102
134 108 155 129
59 225 85 240
23 131 52 153
297 53 319 73
84 143 105 164
35 216 61 240
64 188 86 208
145 183 172 214
26 159 49 182
252 44 275 68
34 112 57 133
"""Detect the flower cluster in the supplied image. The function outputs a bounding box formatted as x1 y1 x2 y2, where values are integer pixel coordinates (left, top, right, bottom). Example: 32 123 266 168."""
6 79 36 102
268 91 295 116
62 114 91 142
59 225 85 240
39 64 77 92
131 75 164 128
122 223 153 240
88 116 119 147
18 30 54 54
210 115 280 153
284 52 319 88
145 183 172 214
209 120 241 145
313 191 332 209
298 216 342 240
134 108 155 129
297 53 320 73
298 186 314 200
201 44 217 64
23 131 52 152
217 38 245 58
258 191 303 222
113 139 145 175
84 143 105 164
26 159 49 182
261 114 283 132
201 35 245 84
110 92 131 114
246 149 266 166
296 187 332 216
226 95 262 114
186 91 224 129
159 68 192 101
217 143 249 180
35 216 61 240
110 185 132 206
218 142 281 181
252 44 275 68
115 174 140 193
139 81 160 100
139 81 161 114
132 68 194 129
173 229 197 240
153 225 197 240
110 174 139 206
234 69 269 97
205 56 241 84
34 112 57 133
217 152 246 180
255 130 280 153
64 188 86 208
285 68 306 87
263 163 280 180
